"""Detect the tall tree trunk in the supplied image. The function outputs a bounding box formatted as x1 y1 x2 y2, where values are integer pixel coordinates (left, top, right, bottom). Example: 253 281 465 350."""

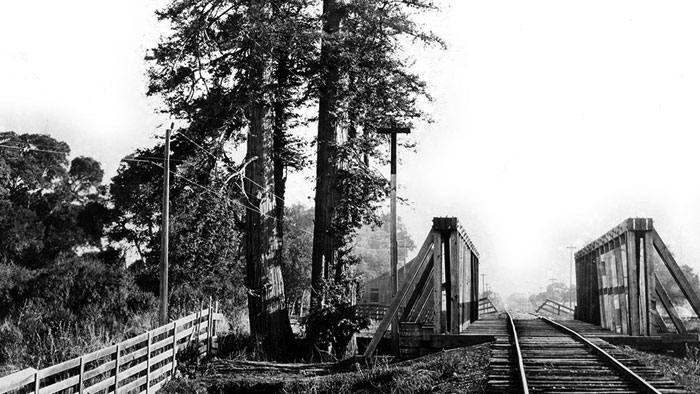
273 53 289 255
244 5 294 360
311 0 342 312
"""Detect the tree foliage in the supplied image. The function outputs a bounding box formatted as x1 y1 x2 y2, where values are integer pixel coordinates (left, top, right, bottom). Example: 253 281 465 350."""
353 213 416 281
656 263 700 307
108 144 246 316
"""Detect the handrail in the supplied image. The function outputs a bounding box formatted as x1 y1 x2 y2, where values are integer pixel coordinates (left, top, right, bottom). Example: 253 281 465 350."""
505 312 529 394
538 316 662 394
0 304 225 394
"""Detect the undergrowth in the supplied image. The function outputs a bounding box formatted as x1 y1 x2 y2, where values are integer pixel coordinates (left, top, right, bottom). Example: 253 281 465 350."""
620 345 700 393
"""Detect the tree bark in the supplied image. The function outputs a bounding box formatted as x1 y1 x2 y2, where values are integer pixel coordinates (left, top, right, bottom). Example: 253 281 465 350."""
244 5 294 360
311 0 342 312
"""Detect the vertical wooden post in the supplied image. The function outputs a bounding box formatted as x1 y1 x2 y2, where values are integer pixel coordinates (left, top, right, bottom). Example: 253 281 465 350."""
78 356 85 393
449 231 460 334
196 302 202 347
638 234 648 335
171 321 178 374
114 343 121 394
146 331 152 394
614 247 629 335
432 231 443 334
207 298 213 356
595 251 607 329
159 124 172 325
644 231 656 335
33 371 40 394
626 231 640 335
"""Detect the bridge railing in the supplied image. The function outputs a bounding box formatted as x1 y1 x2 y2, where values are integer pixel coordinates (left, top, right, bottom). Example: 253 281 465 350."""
478 297 499 315
0 305 226 394
535 299 574 316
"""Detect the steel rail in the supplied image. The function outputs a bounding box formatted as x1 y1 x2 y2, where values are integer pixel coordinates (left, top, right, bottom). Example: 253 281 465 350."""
538 316 663 394
505 312 530 394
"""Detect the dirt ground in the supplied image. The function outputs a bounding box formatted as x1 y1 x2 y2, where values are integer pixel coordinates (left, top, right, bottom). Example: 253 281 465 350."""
161 344 491 394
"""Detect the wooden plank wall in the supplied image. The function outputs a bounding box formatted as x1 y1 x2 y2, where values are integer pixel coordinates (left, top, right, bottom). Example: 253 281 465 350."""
575 218 660 336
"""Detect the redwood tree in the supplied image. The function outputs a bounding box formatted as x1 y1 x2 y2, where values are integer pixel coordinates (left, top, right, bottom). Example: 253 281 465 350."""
310 0 443 318
147 0 315 359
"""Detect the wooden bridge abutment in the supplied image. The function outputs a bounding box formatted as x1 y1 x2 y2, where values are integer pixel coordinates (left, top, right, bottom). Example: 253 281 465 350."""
362 217 481 357
575 218 700 337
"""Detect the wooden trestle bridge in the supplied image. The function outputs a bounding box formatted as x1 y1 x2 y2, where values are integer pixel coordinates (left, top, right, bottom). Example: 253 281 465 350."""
358 217 700 393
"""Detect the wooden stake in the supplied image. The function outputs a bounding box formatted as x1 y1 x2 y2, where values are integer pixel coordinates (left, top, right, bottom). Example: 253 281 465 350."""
146 331 153 393
114 343 121 394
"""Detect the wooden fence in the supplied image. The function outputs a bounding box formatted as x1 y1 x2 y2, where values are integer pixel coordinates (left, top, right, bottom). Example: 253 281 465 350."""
354 304 389 321
535 299 574 316
478 297 498 315
0 305 226 394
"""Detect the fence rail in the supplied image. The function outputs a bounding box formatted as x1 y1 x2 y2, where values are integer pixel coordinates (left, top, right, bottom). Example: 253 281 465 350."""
0 305 226 394
355 304 389 321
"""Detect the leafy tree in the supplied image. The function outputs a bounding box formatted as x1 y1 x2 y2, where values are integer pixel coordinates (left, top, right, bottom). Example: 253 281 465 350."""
309 0 441 296
656 263 700 307
108 148 246 316
282 204 313 314
353 213 416 281
146 0 318 359
0 132 109 267
308 0 442 357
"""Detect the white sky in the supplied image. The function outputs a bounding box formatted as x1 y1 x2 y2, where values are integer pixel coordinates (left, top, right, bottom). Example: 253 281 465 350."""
2 1 700 299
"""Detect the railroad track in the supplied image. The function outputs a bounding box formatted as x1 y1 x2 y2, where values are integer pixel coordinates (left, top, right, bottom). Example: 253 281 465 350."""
487 313 687 393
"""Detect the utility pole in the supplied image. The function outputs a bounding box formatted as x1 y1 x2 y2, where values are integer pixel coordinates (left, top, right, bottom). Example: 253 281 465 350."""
159 124 173 325
567 246 576 309
377 122 410 356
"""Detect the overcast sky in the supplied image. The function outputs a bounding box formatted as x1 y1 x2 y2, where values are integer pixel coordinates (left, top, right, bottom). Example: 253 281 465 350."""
2 1 700 299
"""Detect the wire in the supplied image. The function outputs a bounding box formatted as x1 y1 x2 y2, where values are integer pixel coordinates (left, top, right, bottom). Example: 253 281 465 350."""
0 144 70 155
174 129 283 203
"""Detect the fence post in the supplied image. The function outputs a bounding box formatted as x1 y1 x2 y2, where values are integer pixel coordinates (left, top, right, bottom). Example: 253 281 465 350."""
207 298 213 356
196 302 202 347
171 321 178 375
114 343 121 394
146 331 152 394
33 371 40 394
78 356 85 393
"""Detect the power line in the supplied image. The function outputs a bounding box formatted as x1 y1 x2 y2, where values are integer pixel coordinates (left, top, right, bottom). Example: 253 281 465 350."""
0 144 70 155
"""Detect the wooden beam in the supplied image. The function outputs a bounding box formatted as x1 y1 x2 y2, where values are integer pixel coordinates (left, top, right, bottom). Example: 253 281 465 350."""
626 231 640 335
614 247 629 335
654 274 687 334
401 258 434 321
429 334 494 349
652 229 700 320
362 231 435 357
595 253 608 329
576 218 653 259
449 231 461 334
432 231 444 334
410 275 434 322
644 231 656 335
